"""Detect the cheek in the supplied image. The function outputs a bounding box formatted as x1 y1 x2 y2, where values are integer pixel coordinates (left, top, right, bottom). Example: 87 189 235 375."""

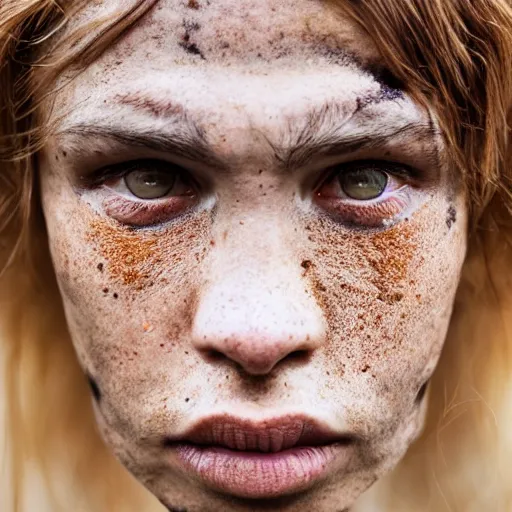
43 184 213 391
302 197 466 399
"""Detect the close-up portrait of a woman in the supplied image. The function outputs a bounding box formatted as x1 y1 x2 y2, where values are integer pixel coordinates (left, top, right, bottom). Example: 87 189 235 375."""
0 1 511 511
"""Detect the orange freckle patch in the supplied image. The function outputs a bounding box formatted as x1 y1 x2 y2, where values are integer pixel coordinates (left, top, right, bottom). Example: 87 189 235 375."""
143 322 154 333
362 222 419 303
87 219 161 289
369 223 417 283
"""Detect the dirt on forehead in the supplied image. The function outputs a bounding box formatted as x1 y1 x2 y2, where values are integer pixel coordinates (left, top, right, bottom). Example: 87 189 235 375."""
101 0 379 69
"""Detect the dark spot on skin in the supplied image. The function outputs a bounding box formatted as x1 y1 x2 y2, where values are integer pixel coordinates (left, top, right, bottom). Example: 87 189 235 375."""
416 381 429 404
368 64 405 95
376 291 404 304
185 397 190 402
186 0 199 8
87 374 102 402
179 20 205 59
102 287 109 294
183 20 200 32
446 205 457 229
97 262 104 272
179 40 205 59
113 293 119 299
62 150 67 157
301 259 313 271
361 364 370 373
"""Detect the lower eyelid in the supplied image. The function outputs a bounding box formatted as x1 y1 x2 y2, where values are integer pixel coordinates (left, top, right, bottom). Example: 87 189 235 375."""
316 191 410 227
103 195 194 226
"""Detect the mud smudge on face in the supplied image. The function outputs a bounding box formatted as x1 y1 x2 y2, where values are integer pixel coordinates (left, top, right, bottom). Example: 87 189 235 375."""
114 92 185 118
87 219 162 290
86 212 211 292
366 222 417 304
446 205 457 229
179 19 205 59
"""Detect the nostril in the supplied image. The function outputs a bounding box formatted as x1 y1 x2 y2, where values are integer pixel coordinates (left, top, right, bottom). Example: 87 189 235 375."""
285 349 312 364
205 349 225 362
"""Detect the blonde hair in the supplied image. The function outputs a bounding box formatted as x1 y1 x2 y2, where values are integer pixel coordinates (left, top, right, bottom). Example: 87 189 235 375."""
0 1 511 511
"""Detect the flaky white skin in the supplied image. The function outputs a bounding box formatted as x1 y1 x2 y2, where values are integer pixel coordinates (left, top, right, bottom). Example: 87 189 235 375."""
39 1 468 510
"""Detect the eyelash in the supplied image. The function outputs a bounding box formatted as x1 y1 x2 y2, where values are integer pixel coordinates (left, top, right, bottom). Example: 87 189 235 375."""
90 158 416 228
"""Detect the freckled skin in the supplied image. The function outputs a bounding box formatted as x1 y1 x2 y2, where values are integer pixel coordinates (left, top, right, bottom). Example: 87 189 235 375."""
39 1 467 511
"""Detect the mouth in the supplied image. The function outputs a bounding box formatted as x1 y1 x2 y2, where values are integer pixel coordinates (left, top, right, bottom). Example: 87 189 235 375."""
165 414 355 499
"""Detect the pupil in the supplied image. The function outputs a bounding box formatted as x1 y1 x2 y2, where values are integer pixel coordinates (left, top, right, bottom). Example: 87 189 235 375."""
340 169 387 200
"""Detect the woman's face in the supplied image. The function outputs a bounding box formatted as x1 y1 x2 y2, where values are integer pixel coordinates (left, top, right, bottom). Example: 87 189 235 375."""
39 1 467 510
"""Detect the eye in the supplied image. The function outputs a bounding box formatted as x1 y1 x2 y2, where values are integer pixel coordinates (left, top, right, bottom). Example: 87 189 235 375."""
97 159 195 200
92 159 198 226
315 160 413 228
339 168 388 200
125 169 176 199
317 160 407 202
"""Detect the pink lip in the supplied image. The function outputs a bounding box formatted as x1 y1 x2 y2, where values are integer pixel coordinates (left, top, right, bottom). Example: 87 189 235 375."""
167 414 354 498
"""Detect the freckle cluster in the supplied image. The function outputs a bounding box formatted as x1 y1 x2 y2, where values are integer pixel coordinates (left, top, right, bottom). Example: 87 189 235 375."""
87 220 161 289
365 224 417 304
301 197 461 403
86 212 212 293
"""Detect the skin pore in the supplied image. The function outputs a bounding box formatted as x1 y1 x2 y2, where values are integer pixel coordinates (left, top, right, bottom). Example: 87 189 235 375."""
39 0 468 511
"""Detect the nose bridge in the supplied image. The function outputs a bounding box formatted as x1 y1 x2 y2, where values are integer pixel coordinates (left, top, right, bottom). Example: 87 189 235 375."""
191 225 326 375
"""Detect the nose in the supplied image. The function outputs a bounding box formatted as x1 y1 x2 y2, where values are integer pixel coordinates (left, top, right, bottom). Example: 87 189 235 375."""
191 247 326 376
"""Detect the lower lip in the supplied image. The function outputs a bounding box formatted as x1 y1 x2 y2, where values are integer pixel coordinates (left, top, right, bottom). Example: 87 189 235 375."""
173 443 348 498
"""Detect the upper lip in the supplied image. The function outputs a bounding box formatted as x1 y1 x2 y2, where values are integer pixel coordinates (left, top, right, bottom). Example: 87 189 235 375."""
170 414 352 453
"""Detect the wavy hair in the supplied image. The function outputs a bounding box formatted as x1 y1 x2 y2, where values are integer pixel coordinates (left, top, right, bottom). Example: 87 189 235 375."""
0 1 511 511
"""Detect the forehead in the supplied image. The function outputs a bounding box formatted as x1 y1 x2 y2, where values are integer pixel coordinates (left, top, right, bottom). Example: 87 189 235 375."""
55 0 395 125
79 0 378 65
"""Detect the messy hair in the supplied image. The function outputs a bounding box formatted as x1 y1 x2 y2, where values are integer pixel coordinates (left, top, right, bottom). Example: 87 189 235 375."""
0 1 511 511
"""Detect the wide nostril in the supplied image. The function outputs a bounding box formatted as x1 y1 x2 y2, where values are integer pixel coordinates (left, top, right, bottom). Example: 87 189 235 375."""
285 349 312 365
199 344 314 376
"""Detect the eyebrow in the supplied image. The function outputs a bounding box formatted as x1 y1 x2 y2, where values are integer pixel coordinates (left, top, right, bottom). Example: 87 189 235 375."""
58 116 227 170
267 100 435 171
57 96 436 172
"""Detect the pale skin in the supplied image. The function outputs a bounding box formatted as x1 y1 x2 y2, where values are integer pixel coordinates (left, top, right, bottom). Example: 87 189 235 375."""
39 0 467 510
